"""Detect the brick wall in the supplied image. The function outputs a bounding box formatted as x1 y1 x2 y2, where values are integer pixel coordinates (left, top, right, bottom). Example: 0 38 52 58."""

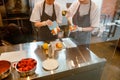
116 0 120 9
101 0 117 17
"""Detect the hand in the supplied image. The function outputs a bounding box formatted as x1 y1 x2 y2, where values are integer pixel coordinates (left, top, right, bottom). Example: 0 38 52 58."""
51 27 61 35
51 28 57 35
69 25 82 32
46 20 53 26
69 25 77 32
77 27 83 31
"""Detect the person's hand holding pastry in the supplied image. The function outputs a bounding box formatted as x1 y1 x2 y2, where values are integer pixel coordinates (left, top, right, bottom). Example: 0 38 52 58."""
69 25 77 32
45 20 53 26
69 25 82 32
56 42 63 49
51 26 61 35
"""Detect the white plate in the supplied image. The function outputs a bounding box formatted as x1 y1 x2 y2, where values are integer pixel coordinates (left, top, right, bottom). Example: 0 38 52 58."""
42 59 59 70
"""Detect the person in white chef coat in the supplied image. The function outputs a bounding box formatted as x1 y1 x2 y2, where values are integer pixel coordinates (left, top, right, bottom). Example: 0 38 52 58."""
66 0 100 47
30 0 62 41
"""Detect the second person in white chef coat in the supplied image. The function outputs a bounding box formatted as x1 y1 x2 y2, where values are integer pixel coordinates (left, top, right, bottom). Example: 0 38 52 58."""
66 0 100 47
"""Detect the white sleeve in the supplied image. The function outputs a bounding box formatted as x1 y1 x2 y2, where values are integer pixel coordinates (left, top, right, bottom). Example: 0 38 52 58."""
90 3 100 28
66 1 79 18
30 2 42 22
55 3 62 24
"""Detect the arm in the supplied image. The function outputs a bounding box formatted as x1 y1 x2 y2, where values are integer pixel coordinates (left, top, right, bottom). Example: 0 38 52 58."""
34 20 52 28
30 2 52 28
82 27 94 32
66 10 95 32
66 1 79 26
66 1 100 32
78 2 100 32
34 21 47 28
77 3 100 32
67 17 74 26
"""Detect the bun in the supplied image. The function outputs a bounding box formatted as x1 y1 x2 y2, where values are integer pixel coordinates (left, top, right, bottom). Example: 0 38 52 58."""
56 42 62 48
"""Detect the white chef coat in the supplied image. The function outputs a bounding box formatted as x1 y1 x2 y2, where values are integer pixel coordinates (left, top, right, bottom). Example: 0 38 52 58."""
66 0 100 28
30 1 62 23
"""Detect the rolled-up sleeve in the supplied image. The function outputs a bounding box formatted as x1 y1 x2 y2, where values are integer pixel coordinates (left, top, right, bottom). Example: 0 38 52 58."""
66 1 79 18
30 3 42 22
55 3 62 24
90 4 100 28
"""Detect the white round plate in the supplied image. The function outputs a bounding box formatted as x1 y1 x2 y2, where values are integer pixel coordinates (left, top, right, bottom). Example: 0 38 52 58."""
42 59 59 70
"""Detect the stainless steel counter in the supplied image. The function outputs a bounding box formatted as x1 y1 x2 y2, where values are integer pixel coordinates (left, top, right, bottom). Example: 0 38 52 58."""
0 38 106 80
